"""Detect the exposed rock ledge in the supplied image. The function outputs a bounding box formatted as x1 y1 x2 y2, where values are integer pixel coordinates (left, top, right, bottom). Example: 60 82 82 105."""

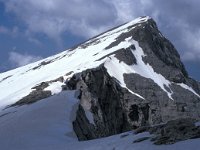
134 118 200 145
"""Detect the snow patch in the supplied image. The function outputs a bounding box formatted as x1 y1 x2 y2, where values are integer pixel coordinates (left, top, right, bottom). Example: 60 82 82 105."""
178 83 200 98
104 56 145 100
130 40 173 100
84 108 95 124
44 81 64 95
105 39 174 100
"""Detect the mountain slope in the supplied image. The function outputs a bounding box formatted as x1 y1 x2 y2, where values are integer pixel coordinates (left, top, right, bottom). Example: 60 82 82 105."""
0 16 151 109
1 92 200 150
0 16 199 110
0 16 200 149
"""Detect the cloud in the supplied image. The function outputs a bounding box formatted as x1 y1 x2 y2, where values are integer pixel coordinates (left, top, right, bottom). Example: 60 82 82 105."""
3 0 118 43
181 29 200 61
9 51 42 67
0 25 19 37
2 0 200 62
153 0 200 63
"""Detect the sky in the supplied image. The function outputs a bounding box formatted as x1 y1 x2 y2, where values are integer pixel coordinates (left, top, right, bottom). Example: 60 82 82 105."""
0 0 199 81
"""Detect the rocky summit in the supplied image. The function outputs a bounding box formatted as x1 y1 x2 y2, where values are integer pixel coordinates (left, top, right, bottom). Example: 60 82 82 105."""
0 16 200 150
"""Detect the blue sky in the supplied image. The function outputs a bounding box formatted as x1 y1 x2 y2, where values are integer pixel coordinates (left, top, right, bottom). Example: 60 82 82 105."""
0 0 200 81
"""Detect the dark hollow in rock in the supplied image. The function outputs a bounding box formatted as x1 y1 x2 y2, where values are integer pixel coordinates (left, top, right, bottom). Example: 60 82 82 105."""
120 133 129 138
141 104 150 121
129 105 139 122
133 137 150 143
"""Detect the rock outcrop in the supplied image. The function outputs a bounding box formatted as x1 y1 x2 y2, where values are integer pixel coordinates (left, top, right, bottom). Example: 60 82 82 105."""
67 65 200 141
67 66 132 140
11 77 64 107
134 118 200 145
65 17 200 141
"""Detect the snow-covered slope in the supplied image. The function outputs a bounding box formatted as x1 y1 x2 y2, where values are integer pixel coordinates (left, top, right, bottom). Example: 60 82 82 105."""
1 91 200 150
0 17 147 109
0 16 198 110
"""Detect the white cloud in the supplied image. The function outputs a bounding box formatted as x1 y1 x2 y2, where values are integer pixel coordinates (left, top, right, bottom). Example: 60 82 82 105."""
2 0 200 63
181 29 200 61
3 0 118 42
2 0 152 41
2 0 152 45
9 51 42 67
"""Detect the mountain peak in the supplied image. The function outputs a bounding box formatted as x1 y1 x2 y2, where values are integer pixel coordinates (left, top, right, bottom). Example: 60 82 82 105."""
128 16 152 24
123 16 156 31
1 15 200 148
0 15 199 109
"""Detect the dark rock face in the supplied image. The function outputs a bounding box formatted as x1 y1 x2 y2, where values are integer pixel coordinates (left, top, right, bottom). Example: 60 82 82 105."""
67 64 200 141
11 90 52 106
73 105 96 140
134 118 200 145
152 118 200 145
96 46 137 65
131 19 188 83
170 83 200 116
114 47 137 65
131 19 200 96
124 73 200 122
124 73 165 125
129 104 139 122
68 66 132 140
